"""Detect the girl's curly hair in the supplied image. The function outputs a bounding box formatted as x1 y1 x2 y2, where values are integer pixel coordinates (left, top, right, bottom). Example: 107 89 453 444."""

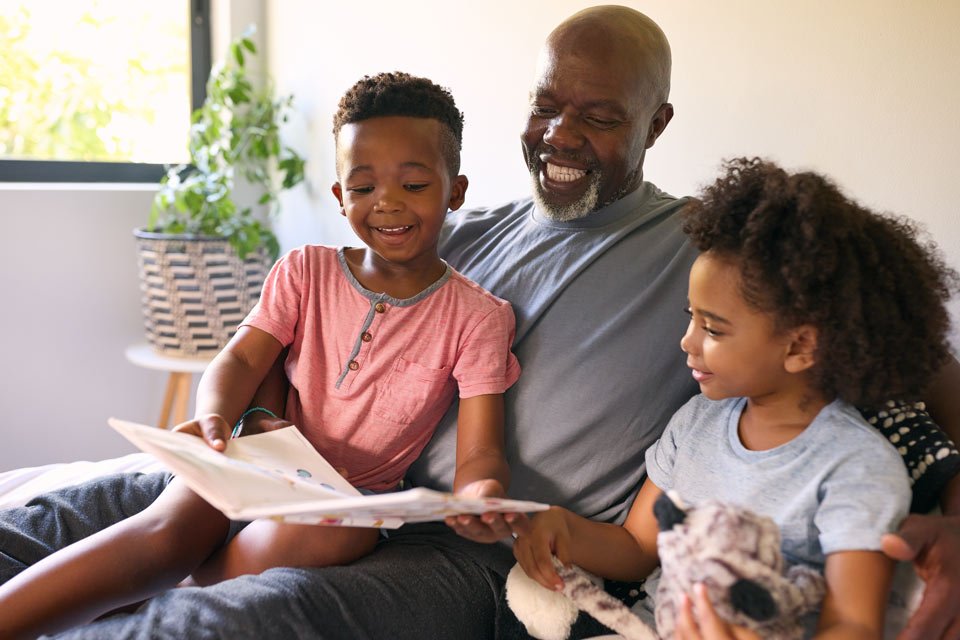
682 157 958 408
333 71 464 175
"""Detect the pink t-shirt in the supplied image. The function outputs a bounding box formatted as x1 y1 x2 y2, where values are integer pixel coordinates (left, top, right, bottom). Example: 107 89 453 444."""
241 245 520 490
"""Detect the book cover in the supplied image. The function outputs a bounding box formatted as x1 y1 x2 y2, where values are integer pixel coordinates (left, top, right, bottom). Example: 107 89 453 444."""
108 418 549 528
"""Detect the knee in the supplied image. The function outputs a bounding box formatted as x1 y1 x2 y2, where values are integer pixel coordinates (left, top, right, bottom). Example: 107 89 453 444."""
130 501 228 567
247 523 378 570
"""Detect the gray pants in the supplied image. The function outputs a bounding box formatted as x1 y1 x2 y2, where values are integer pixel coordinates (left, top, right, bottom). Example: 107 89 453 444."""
0 472 514 639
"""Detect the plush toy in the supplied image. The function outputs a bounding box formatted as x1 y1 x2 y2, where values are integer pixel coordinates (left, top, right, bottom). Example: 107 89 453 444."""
506 493 826 640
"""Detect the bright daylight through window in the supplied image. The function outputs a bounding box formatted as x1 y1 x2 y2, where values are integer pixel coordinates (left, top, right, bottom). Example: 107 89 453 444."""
0 1 209 181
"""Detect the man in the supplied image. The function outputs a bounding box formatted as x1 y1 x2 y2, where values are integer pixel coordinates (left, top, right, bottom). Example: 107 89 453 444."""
1 6 958 639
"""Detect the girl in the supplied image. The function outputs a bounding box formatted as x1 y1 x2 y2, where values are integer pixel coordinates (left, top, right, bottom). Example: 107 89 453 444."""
513 157 957 639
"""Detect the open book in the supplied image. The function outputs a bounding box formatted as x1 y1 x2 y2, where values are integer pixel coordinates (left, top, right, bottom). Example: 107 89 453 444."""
108 418 548 528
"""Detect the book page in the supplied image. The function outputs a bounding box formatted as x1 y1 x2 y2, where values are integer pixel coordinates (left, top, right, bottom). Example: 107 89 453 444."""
108 419 357 517
109 418 549 528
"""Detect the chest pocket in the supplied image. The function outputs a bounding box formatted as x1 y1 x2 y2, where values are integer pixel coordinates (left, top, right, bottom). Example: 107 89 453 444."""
373 357 454 425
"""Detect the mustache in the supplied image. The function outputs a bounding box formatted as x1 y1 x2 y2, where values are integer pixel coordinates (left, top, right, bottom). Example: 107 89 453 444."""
529 144 597 170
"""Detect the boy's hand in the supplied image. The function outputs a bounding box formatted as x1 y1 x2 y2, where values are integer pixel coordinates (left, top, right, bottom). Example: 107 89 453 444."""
675 584 761 640
172 414 232 451
445 479 518 543
511 506 573 592
240 413 293 435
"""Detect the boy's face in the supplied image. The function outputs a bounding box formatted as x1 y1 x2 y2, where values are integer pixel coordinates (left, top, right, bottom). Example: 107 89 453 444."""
680 253 797 402
332 116 467 270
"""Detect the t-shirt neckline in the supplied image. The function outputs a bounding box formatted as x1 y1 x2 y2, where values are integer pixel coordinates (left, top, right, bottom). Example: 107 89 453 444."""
336 247 452 307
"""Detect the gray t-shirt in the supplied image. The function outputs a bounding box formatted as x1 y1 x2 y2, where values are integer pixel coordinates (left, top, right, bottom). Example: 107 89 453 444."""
646 395 911 569
407 182 700 524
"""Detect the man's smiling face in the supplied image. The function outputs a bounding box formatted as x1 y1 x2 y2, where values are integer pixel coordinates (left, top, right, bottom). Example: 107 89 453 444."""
521 33 663 221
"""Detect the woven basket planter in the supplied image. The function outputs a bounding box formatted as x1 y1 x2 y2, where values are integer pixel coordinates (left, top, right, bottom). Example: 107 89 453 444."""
134 229 273 357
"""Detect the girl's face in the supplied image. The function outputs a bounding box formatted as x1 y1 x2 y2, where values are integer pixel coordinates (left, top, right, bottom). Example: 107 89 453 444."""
332 116 467 273
680 252 797 402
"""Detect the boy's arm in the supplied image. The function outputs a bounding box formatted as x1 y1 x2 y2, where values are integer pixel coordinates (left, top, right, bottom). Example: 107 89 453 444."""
173 326 284 449
513 477 663 589
452 393 510 494
233 348 292 436
814 550 894 639
445 393 511 542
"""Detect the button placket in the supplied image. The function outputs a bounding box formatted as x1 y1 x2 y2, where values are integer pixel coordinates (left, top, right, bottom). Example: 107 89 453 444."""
346 299 385 378
335 296 388 390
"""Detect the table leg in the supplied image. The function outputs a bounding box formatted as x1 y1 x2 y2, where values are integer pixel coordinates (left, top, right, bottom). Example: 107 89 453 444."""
172 372 192 427
158 373 178 428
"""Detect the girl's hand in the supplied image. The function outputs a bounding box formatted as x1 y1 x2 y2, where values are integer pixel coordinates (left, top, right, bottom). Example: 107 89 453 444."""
675 584 762 640
172 414 232 451
445 479 517 543
512 507 574 592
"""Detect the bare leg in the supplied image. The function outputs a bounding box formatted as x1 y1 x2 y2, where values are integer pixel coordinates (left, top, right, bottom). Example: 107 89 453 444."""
191 519 379 585
0 478 229 640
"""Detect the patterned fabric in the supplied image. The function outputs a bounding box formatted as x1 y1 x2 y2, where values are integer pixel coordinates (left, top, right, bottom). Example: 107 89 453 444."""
860 400 960 513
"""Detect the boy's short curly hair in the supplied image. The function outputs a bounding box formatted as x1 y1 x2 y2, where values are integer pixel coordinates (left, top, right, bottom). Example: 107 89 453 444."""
333 71 464 176
682 157 958 408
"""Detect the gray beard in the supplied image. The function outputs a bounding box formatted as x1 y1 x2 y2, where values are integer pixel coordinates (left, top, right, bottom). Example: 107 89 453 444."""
528 169 602 222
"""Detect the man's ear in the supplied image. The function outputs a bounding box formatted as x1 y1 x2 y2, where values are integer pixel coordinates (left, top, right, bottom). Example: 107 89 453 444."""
331 182 345 213
644 102 674 149
447 175 469 211
784 324 818 374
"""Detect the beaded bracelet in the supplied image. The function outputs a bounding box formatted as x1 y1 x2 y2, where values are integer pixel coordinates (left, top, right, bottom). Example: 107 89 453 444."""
231 406 278 439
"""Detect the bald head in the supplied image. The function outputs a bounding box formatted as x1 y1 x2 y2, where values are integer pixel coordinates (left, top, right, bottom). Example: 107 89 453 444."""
521 6 675 220
546 5 671 109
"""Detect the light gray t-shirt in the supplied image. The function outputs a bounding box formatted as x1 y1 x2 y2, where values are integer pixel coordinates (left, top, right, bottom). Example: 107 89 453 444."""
407 182 700 524
646 395 912 569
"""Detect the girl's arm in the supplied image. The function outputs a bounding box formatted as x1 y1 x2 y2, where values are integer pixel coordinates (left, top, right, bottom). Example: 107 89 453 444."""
814 550 894 639
513 478 664 590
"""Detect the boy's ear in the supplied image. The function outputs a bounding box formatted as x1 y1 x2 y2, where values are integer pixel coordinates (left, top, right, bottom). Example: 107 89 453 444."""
331 182 345 212
447 175 469 211
783 324 818 374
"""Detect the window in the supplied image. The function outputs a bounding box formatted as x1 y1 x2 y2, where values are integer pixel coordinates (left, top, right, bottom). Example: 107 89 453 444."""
0 0 211 182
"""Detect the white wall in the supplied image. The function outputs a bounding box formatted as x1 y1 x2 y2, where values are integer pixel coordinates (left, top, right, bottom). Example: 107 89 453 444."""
1 0 958 470
0 187 163 469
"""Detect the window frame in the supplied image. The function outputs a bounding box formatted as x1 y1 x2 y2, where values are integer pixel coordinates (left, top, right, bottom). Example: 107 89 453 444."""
0 0 212 184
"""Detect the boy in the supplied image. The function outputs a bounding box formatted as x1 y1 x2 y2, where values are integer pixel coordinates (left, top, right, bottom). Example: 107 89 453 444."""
0 72 520 639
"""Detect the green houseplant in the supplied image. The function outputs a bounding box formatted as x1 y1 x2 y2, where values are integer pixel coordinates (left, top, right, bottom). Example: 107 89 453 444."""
135 29 305 357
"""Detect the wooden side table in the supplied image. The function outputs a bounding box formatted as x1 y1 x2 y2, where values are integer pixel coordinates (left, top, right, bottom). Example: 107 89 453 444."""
125 344 214 429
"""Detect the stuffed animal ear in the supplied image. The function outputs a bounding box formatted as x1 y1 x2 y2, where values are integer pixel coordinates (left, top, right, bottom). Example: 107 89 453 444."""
730 578 779 621
653 492 686 531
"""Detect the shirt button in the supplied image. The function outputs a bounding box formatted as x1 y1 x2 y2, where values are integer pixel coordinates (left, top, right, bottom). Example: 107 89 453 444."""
361 332 373 342
348 361 359 371
374 302 386 313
